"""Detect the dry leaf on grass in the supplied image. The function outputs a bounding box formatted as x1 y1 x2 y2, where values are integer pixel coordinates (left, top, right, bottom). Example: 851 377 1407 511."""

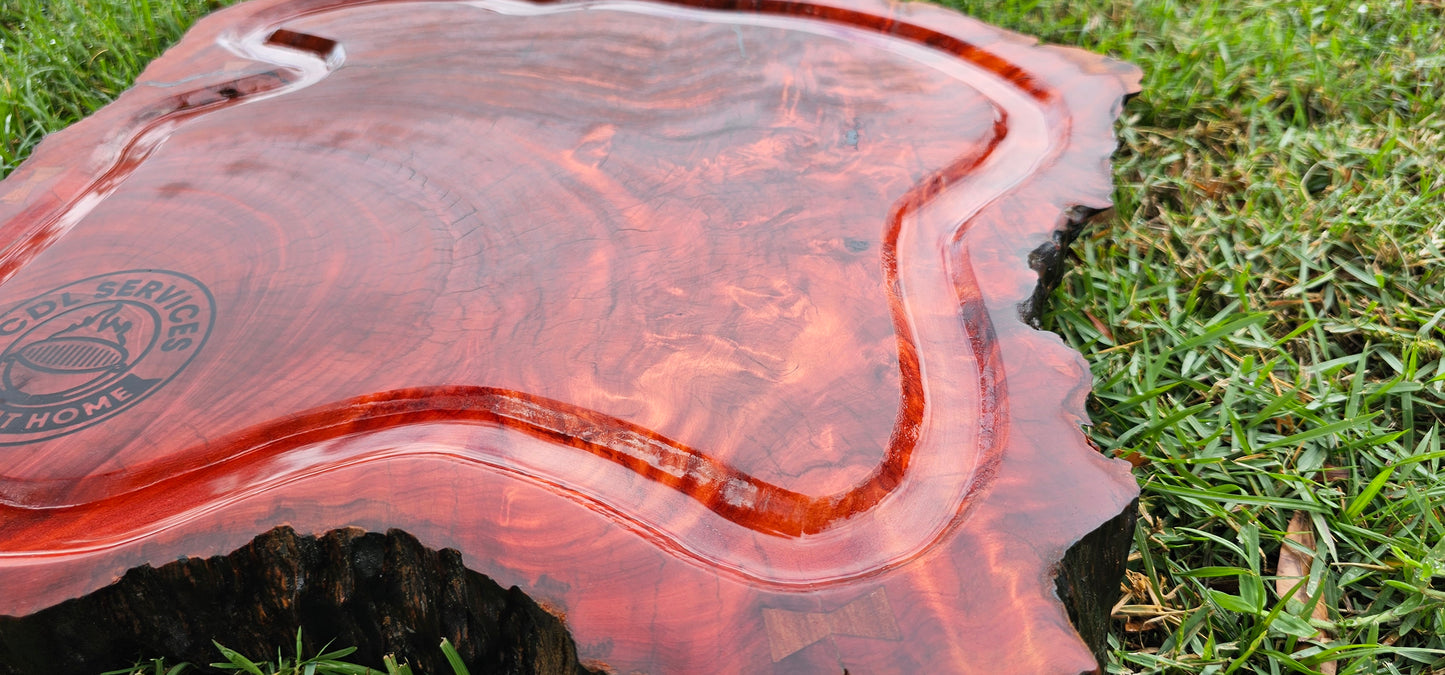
1277 511 1336 674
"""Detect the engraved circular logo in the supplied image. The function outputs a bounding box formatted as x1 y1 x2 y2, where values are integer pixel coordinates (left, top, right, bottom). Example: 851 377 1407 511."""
0 270 214 445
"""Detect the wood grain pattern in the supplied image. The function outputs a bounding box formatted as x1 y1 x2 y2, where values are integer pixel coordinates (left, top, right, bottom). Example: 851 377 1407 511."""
0 0 1140 672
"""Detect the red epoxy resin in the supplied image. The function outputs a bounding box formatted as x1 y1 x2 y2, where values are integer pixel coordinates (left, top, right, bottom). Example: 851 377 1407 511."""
0 1 1140 671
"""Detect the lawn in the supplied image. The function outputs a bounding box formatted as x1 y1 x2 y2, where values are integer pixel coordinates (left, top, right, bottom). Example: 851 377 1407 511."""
2 0 1443 673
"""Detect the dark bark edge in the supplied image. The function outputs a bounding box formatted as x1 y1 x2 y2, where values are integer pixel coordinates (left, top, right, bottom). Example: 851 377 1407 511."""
0 526 598 675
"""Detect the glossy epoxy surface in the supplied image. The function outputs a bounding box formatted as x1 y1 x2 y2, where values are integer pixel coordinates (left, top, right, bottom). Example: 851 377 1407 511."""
0 1 1139 672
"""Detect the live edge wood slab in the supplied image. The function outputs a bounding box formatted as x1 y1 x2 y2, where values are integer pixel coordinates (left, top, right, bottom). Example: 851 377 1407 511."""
0 0 1140 672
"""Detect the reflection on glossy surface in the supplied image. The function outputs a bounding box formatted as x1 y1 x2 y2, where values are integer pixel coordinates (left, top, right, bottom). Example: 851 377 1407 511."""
0 0 1139 671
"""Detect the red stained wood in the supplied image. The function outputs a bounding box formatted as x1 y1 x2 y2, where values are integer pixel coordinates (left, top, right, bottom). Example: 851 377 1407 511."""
0 0 1140 672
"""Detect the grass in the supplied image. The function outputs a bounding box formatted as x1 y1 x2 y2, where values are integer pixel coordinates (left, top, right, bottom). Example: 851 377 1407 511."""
2 0 1443 673
937 1 1445 672
0 0 238 174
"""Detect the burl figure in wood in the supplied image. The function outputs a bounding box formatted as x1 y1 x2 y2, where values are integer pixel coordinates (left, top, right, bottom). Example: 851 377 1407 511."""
0 0 1140 672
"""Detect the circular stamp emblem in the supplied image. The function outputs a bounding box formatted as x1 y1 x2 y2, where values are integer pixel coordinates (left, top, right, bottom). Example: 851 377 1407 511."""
0 270 214 445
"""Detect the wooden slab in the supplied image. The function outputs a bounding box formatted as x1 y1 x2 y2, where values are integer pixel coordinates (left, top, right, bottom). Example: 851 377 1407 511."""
0 0 1140 672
